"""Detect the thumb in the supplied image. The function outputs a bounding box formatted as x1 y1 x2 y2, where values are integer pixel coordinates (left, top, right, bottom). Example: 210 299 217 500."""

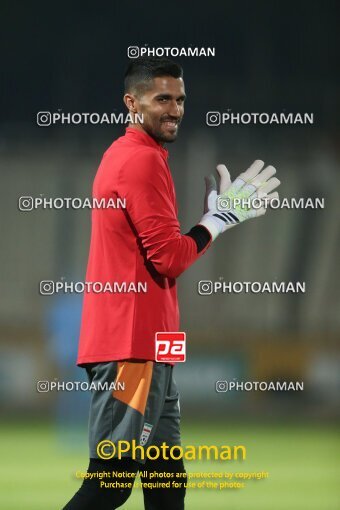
204 174 217 195
216 164 231 194
204 174 217 213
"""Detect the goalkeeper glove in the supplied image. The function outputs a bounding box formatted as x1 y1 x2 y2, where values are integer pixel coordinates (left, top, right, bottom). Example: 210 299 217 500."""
198 160 280 241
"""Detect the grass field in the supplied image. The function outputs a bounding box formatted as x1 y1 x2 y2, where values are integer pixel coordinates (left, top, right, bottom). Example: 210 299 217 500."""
0 421 339 510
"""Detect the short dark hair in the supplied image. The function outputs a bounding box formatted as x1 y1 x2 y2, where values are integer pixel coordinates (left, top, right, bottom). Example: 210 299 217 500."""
124 57 183 96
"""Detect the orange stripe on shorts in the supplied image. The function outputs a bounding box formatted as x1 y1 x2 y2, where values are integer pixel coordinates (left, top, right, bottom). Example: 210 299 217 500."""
113 360 153 416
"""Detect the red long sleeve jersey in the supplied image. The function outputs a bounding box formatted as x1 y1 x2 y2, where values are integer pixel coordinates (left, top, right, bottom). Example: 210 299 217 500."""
77 127 211 365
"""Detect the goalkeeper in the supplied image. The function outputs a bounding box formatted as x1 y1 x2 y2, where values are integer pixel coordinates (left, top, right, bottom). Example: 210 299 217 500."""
63 57 280 510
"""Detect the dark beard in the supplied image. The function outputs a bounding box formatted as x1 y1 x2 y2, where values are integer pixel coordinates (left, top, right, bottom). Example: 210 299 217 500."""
143 123 179 145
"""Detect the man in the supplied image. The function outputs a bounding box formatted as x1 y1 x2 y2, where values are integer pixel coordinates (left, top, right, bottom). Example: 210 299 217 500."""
63 57 280 510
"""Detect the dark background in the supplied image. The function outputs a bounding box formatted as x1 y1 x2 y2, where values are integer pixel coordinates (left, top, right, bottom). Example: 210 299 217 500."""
1 0 339 415
0 2 339 509
2 1 339 128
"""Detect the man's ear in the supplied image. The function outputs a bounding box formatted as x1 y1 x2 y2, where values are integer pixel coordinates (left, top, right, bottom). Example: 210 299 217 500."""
123 93 138 113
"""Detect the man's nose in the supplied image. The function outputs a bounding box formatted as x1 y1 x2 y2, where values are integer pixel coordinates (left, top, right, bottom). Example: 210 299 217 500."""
168 101 182 118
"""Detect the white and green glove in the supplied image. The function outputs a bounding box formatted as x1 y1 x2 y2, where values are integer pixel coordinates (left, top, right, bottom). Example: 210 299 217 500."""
198 160 280 240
